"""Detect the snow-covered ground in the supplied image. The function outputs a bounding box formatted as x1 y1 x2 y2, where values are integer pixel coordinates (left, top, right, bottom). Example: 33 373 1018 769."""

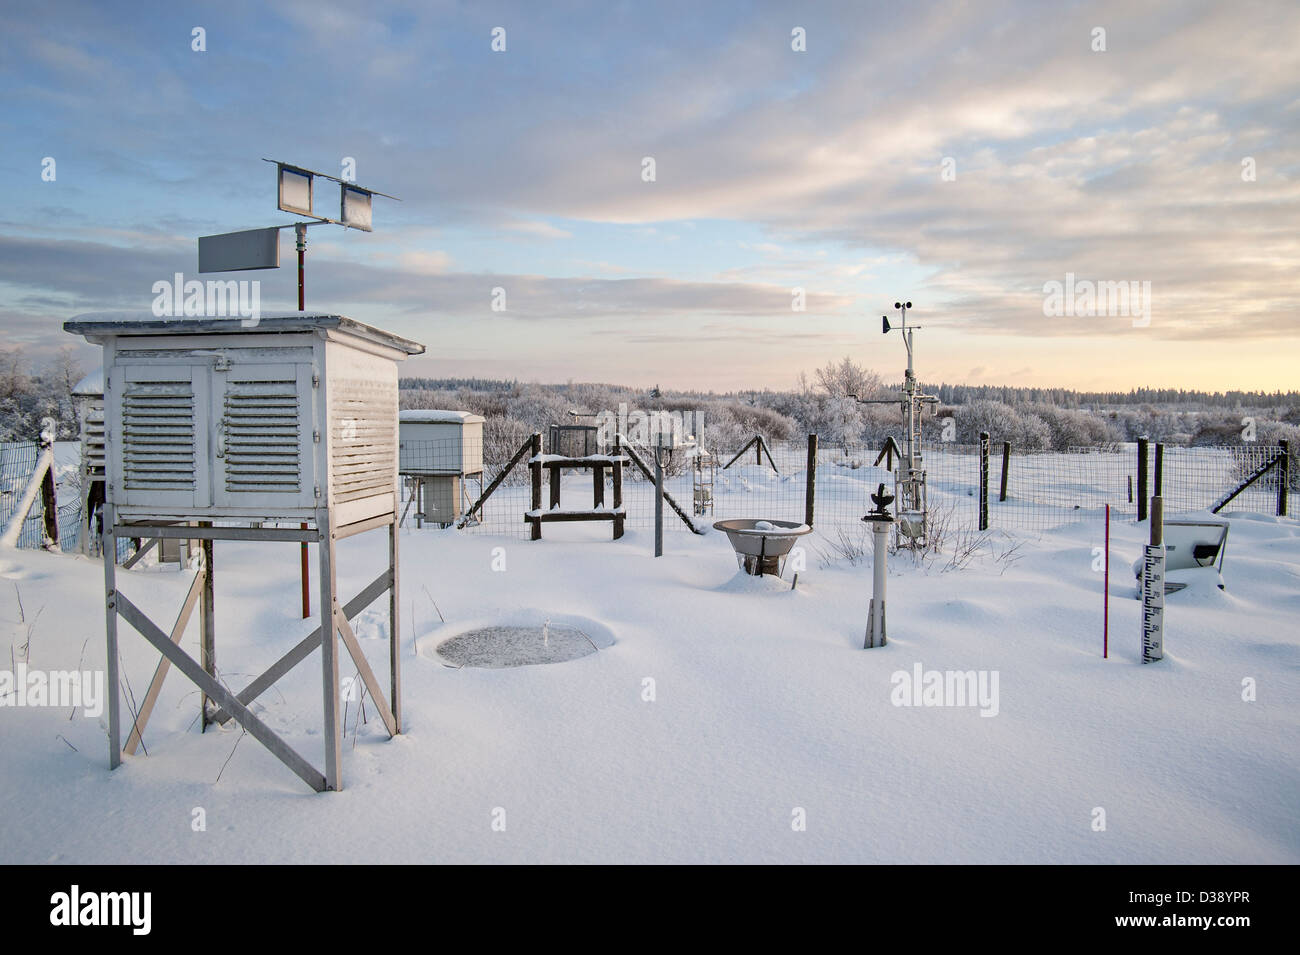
1 501 1297 863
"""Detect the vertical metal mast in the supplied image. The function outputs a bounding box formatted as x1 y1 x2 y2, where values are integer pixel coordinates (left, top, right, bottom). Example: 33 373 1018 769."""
896 301 917 471
895 301 920 520
882 300 938 547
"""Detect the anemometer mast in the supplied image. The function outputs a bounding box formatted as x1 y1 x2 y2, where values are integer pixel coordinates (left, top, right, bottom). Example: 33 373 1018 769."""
883 301 916 382
882 301 939 477
880 301 940 547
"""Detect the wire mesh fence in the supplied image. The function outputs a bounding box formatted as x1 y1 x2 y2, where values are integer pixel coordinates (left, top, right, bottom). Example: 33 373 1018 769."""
0 442 40 543
423 432 1293 543
995 445 1137 533
0 441 101 553
2 433 1289 556
0 442 53 550
1160 444 1287 514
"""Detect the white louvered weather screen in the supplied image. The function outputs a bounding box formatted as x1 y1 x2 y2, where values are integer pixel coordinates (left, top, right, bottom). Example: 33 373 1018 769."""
223 375 301 494
330 377 396 504
121 377 197 492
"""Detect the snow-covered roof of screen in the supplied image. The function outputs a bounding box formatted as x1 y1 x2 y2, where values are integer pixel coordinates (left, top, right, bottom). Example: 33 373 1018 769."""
400 410 486 424
72 367 104 396
62 311 425 356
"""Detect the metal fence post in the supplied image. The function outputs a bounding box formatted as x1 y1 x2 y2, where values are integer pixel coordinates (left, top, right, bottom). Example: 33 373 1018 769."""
654 450 664 558
979 432 990 531
805 434 817 528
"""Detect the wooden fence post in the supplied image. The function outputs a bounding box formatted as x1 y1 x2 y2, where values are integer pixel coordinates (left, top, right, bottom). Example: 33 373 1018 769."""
529 432 542 541
39 456 59 547
979 432 990 531
37 421 59 548
612 456 624 539
1137 437 1149 522
1279 440 1290 517
1154 443 1164 498
999 441 1010 503
805 434 817 527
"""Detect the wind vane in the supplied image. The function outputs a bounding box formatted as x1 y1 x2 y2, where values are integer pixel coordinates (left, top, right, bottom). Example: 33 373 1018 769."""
196 160 400 621
197 159 400 310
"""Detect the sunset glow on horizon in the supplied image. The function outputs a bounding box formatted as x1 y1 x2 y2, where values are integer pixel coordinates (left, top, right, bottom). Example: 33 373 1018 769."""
3 1 1297 393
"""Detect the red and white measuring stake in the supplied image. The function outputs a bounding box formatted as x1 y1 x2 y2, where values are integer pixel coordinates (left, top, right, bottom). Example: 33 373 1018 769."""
1103 504 1109 659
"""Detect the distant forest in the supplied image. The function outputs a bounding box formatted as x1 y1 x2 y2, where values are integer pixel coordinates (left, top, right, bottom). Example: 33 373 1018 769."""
398 359 1300 468
0 345 1294 456
927 384 1300 410
402 376 1300 412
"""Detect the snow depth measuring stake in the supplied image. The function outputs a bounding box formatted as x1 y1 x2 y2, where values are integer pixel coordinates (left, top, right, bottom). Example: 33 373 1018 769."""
1141 496 1165 663
1103 503 1110 659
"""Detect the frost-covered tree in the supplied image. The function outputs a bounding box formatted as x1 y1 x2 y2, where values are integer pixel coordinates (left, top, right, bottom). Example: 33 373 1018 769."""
814 356 882 399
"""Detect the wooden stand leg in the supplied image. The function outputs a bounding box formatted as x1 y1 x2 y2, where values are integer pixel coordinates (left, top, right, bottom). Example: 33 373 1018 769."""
389 515 401 734
103 503 121 769
317 509 342 791
199 525 215 730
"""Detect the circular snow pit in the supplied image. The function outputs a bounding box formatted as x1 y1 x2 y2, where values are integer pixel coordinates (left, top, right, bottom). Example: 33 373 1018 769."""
434 624 599 669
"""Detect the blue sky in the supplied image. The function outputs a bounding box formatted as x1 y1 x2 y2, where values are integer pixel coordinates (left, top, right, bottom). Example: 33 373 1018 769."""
2 0 1297 391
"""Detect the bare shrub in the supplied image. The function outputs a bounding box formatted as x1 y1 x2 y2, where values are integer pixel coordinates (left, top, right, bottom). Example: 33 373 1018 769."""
816 523 871 568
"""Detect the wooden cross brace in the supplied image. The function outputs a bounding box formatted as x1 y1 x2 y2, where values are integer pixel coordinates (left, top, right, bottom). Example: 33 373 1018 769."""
111 567 398 793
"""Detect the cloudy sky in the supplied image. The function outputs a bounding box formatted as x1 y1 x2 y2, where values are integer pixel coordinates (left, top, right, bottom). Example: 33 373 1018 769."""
2 0 1297 392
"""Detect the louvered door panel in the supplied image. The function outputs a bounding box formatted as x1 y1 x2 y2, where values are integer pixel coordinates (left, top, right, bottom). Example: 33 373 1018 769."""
82 399 106 479
224 380 300 491
114 365 209 508
215 363 314 510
